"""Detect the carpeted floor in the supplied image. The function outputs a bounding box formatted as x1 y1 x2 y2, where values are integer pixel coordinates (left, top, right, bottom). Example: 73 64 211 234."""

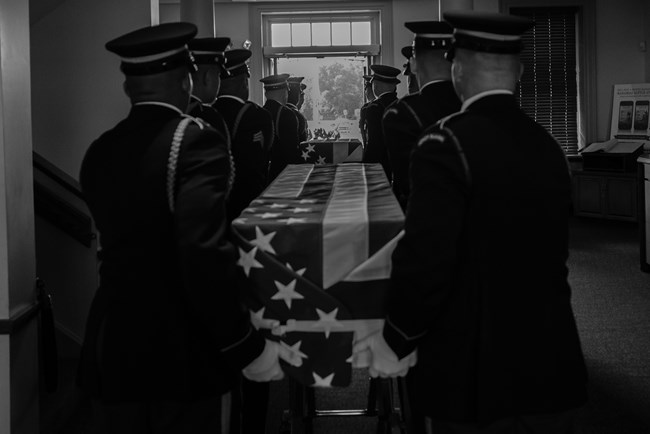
45 216 650 433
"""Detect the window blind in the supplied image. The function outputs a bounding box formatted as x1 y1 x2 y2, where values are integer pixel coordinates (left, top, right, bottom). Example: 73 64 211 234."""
512 7 579 155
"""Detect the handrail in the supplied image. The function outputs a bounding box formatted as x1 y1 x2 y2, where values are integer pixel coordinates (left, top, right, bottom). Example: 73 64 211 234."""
32 151 84 201
32 152 94 247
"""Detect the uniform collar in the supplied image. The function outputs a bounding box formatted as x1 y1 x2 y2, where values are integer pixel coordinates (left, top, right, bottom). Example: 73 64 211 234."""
377 91 397 99
218 94 245 104
461 89 512 111
133 101 184 116
420 80 450 92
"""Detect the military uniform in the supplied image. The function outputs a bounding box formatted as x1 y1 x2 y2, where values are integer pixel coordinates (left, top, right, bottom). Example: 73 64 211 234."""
384 22 460 209
261 74 300 181
288 76 309 142
382 12 587 428
213 49 274 221
359 74 374 147
78 23 264 412
362 64 401 180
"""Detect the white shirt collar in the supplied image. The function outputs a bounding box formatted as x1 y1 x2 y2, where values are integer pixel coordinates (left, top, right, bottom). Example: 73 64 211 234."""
461 89 513 111
133 101 184 116
218 95 246 104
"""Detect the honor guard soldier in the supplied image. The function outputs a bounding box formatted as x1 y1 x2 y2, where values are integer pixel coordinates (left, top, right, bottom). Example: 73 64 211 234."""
354 11 588 434
359 73 376 148
384 21 461 209
77 23 298 433
214 49 274 222
187 37 232 141
402 45 420 94
362 64 401 179
261 73 300 181
287 76 309 142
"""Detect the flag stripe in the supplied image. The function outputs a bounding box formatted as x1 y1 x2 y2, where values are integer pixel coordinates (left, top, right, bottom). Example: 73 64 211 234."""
263 164 313 198
322 164 369 289
333 141 349 163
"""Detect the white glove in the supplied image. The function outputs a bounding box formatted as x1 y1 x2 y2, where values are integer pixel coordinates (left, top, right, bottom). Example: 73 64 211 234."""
352 331 417 378
242 339 301 382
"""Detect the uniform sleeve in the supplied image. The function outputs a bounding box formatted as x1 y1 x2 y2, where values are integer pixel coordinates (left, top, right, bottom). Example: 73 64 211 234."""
363 103 386 164
174 124 265 370
383 130 470 359
383 103 420 208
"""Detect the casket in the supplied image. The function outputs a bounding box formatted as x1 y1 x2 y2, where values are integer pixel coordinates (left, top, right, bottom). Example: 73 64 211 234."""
298 139 363 165
231 163 404 387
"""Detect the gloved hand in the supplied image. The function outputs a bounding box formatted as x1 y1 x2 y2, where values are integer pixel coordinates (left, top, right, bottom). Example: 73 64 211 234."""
352 331 417 378
242 339 302 382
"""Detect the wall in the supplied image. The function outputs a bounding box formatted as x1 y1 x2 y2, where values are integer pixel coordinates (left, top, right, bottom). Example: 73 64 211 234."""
30 0 152 179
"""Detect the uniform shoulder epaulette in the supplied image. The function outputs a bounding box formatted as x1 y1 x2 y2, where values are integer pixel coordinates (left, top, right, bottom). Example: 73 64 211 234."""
181 114 206 130
438 110 467 130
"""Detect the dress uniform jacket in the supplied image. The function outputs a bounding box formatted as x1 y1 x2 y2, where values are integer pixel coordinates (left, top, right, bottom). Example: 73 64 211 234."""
287 102 309 143
362 91 398 179
78 103 265 402
264 99 300 181
188 96 231 143
383 93 588 424
383 80 461 209
213 95 274 221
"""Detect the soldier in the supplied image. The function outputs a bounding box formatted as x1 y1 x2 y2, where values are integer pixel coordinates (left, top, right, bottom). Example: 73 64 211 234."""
187 37 232 141
402 45 420 94
287 76 309 143
77 23 297 433
384 22 461 209
354 11 588 433
261 73 300 181
214 49 274 221
362 64 401 179
359 73 375 147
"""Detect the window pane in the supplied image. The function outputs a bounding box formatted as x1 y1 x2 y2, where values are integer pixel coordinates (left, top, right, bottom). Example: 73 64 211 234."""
271 23 291 47
351 22 371 45
331 22 351 46
312 22 331 46
291 23 311 47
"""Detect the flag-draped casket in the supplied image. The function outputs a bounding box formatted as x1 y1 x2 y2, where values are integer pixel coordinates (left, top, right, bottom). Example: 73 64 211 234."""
298 139 363 165
232 163 404 387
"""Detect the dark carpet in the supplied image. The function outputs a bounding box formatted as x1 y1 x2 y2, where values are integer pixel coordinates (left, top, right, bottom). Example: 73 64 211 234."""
43 217 650 433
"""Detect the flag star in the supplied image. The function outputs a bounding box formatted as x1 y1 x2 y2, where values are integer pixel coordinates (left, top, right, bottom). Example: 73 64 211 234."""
313 308 343 338
281 340 309 361
286 263 307 276
251 226 277 255
237 247 263 277
301 150 311 161
299 199 318 204
259 212 282 219
249 307 278 330
312 372 335 387
271 280 304 309
345 355 354 364
233 217 248 224
292 207 312 213
306 143 316 153
269 203 289 209
316 155 327 165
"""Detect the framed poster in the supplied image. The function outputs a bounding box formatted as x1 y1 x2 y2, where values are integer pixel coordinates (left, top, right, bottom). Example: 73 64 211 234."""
610 83 650 141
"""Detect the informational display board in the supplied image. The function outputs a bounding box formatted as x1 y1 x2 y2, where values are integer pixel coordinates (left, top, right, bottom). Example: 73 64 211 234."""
610 83 650 141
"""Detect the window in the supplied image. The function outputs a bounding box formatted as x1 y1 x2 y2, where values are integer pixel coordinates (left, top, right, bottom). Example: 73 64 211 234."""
261 10 383 141
511 7 581 155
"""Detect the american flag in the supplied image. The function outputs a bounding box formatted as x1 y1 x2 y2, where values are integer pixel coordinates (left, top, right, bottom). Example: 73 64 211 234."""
298 139 363 165
232 164 404 387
